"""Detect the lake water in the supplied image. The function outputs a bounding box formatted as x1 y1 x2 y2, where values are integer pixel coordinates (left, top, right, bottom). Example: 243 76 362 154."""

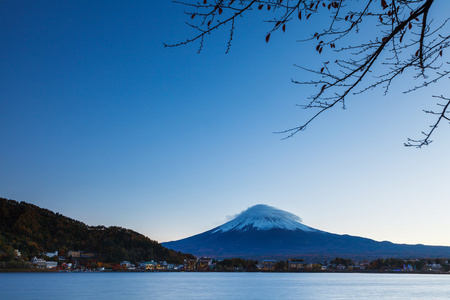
1 272 449 299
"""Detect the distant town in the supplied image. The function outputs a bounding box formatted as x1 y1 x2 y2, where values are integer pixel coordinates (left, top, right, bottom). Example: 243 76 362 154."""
3 248 450 273
2 198 450 274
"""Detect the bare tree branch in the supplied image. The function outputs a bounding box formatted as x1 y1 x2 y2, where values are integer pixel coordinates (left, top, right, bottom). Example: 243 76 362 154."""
167 0 449 147
405 95 450 147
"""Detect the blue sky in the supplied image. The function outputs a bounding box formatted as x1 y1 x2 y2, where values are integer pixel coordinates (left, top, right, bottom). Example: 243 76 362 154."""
1 1 450 246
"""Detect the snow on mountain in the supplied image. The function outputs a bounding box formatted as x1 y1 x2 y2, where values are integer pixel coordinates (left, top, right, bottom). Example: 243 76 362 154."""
212 204 316 233
162 204 450 259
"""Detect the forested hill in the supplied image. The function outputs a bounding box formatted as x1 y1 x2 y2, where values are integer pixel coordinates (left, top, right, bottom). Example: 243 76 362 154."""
0 197 194 264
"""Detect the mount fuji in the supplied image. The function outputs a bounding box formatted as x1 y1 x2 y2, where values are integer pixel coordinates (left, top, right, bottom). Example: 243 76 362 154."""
162 204 450 260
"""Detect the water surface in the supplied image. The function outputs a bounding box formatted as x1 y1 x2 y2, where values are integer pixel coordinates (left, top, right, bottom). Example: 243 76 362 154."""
1 272 449 299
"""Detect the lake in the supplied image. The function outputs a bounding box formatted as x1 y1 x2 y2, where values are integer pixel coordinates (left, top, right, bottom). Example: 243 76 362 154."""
1 272 449 299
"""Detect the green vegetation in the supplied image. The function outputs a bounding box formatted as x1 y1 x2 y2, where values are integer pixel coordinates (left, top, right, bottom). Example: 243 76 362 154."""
2 197 450 273
0 197 194 268
213 258 258 271
330 257 353 267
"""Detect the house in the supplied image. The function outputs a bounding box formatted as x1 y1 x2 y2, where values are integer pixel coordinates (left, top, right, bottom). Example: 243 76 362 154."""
14 250 21 258
80 252 95 258
120 261 131 268
257 260 277 270
403 264 414 271
120 261 136 270
67 250 81 258
45 261 58 269
31 257 47 268
44 251 58 258
157 261 168 270
140 261 157 270
287 260 307 270
196 257 213 269
67 250 95 258
359 261 370 270
424 263 442 272
166 264 179 270
61 263 73 270
184 259 196 271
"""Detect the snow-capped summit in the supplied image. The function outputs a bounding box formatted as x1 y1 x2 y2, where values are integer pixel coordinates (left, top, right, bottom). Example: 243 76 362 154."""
213 204 316 233
162 204 450 260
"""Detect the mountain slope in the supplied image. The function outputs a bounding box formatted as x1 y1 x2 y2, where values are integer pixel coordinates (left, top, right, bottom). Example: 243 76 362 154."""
0 197 194 263
162 204 450 260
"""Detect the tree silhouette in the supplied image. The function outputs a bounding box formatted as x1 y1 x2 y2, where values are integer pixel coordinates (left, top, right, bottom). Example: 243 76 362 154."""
0 198 195 265
166 0 449 147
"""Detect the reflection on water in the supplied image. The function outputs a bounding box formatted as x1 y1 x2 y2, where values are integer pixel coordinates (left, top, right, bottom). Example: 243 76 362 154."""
1 272 449 299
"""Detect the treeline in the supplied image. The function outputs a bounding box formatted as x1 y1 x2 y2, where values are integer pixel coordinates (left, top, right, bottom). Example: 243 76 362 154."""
269 257 450 272
207 257 450 273
0 198 194 266
367 258 450 272
213 258 259 271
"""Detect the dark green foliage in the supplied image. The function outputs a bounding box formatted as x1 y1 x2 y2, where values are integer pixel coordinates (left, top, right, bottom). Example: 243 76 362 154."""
369 258 427 271
289 258 305 262
274 260 286 271
0 198 195 264
330 257 352 267
385 258 406 269
368 258 386 270
214 258 258 271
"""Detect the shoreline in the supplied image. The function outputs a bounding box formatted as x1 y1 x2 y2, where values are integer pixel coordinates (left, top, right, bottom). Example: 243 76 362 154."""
2 269 449 275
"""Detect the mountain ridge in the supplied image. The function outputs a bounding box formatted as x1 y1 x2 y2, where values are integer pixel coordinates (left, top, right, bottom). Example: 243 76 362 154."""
0 197 194 264
163 204 450 260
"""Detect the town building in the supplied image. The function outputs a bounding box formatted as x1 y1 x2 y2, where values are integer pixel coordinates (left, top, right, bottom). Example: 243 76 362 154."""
257 260 277 270
196 257 213 269
45 261 58 269
184 259 196 271
139 261 157 270
44 251 58 258
287 260 307 270
31 257 47 268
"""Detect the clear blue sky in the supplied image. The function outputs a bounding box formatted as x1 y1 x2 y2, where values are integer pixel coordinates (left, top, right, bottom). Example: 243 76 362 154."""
1 1 449 246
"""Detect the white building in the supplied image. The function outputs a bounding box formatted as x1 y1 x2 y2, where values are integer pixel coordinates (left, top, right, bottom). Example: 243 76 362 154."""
44 251 58 258
31 257 47 268
120 261 131 268
139 261 157 270
45 261 58 269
